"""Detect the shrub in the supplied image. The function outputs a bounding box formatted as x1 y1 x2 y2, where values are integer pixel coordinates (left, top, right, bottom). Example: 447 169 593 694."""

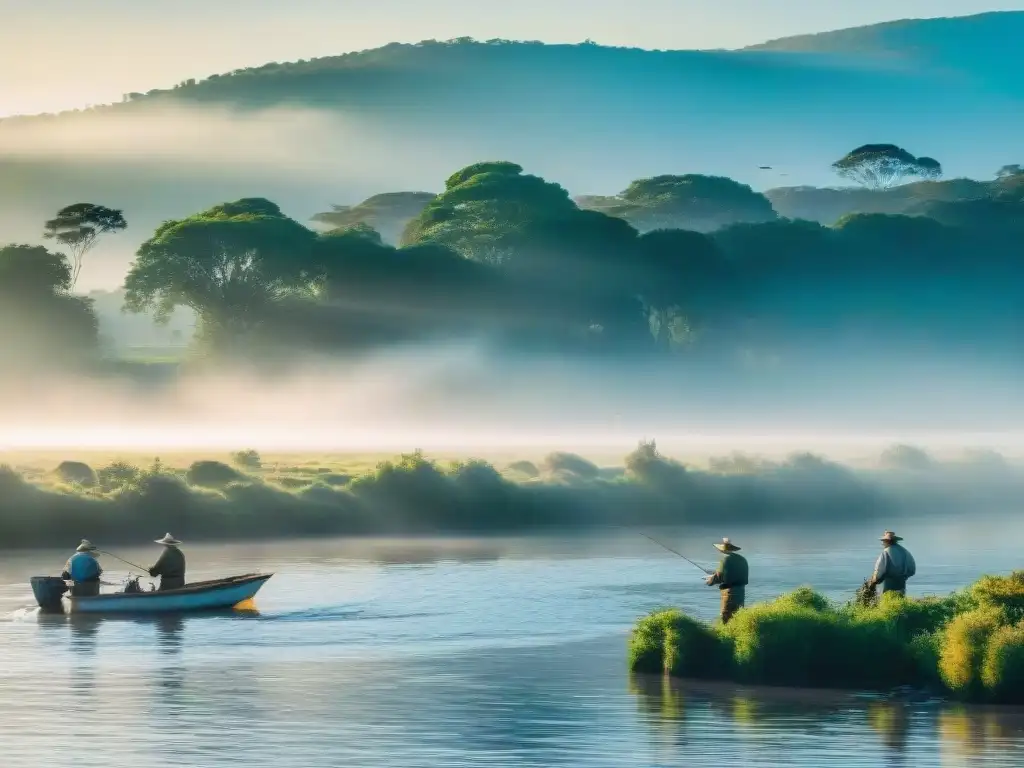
186 460 245 488
628 609 731 678
97 461 142 491
506 460 540 479
231 449 262 469
981 624 1024 704
54 461 97 487
938 607 1004 697
971 572 1024 622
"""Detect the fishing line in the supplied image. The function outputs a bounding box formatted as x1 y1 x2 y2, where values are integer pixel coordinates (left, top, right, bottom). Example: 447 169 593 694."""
637 532 712 575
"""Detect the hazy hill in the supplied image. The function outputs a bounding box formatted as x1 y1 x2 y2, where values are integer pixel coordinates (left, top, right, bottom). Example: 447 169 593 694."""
746 12 1024 96
1 14 1021 289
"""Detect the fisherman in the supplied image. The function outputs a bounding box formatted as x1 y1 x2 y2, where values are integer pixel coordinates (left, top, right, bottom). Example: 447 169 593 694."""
869 530 916 596
148 533 186 591
705 537 749 624
61 539 103 597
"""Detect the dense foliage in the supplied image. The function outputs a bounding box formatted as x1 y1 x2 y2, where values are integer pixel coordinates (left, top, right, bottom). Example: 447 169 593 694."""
629 572 1024 704
2 441 1024 549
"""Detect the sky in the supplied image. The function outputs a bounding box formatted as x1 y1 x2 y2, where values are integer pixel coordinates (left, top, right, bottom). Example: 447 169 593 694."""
0 0 1020 116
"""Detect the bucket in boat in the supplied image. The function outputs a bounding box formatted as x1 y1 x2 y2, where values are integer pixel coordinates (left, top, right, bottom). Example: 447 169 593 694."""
30 576 68 612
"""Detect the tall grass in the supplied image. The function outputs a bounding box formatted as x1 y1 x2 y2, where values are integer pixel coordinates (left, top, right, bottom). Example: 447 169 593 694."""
629 573 1024 704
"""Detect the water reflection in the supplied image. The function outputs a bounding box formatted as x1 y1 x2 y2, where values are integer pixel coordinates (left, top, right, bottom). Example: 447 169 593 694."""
630 674 1024 767
68 616 100 699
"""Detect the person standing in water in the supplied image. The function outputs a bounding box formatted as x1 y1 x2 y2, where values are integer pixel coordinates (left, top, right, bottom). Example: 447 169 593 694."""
705 537 749 624
869 531 916 596
61 539 103 597
148 533 186 591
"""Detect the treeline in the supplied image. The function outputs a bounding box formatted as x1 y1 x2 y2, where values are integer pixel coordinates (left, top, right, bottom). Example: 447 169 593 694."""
3 157 1023 370
1 442 1021 549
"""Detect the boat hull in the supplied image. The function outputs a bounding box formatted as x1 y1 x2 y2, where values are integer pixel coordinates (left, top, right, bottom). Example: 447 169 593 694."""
66 573 272 615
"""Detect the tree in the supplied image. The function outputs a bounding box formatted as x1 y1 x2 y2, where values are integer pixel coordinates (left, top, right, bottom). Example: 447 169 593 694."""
578 174 778 233
831 145 943 189
0 244 99 365
401 161 578 264
995 164 1023 179
311 192 436 245
123 198 317 348
43 203 127 289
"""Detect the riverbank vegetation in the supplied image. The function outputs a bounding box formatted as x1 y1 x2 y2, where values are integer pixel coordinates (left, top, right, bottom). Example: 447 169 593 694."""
1 441 1023 549
629 572 1024 704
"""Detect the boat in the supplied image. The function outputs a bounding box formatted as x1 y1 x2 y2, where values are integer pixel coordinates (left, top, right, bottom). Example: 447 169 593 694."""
30 572 273 615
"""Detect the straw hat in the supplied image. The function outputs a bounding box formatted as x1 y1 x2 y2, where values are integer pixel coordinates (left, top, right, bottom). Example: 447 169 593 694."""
75 539 98 553
880 531 903 544
155 533 182 546
713 537 741 552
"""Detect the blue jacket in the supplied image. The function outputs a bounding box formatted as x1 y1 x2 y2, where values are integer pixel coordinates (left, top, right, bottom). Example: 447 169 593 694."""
63 552 102 582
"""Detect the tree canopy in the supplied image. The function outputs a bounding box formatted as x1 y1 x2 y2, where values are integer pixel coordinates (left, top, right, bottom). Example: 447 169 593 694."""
832 145 944 189
578 175 778 233
43 203 127 289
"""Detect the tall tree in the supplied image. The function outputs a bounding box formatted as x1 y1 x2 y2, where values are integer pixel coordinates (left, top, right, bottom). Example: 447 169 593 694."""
832 145 943 190
123 198 316 348
43 203 127 290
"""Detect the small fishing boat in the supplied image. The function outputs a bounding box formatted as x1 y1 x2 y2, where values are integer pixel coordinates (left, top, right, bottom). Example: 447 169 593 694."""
30 572 273 615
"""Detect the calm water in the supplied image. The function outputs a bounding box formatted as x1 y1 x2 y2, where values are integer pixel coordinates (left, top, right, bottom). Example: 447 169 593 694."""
2 521 1023 767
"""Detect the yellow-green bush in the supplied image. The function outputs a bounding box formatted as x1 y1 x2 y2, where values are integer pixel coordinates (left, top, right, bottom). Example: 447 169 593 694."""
981 624 1024 703
971 571 1024 620
939 606 1004 696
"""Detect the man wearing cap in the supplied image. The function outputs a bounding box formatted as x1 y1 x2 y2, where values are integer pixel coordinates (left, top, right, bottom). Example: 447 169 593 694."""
705 537 749 624
61 539 103 597
148 533 187 591
869 531 916 596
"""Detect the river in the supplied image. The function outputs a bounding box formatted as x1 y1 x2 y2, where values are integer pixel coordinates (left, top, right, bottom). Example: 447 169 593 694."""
1 521 1023 766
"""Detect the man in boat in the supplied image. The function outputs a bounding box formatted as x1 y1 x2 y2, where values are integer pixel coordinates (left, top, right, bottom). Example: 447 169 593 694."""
705 537 748 624
61 539 103 597
868 530 916 596
148 533 186 591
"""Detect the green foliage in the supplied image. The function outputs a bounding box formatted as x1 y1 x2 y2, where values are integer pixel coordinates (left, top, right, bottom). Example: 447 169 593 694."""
580 174 777 233
43 202 127 289
939 607 1004 696
628 609 732 677
629 576 1024 704
231 449 262 469
832 144 942 190
54 461 97 488
186 460 245 488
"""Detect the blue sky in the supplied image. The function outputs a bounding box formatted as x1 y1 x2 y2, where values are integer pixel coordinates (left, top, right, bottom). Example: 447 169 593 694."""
0 0 1019 115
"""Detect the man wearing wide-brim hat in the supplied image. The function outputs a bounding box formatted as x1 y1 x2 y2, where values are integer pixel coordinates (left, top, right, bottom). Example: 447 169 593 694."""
148 533 187 592
705 537 749 624
868 531 916 596
61 539 104 597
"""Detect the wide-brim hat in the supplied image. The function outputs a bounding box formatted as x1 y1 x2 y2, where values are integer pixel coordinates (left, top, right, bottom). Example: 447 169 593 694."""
713 537 740 552
76 539 98 553
880 531 903 543
155 533 181 546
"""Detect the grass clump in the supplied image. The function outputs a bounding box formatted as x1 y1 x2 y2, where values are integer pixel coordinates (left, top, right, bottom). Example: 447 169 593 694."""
630 572 1024 704
628 609 732 678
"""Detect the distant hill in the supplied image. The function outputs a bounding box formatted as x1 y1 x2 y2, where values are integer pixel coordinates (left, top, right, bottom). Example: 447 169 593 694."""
745 12 1024 96
1 14 1021 288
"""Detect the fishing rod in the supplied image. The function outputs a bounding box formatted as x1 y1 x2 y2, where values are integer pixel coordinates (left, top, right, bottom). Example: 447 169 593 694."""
98 550 150 574
637 532 712 575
